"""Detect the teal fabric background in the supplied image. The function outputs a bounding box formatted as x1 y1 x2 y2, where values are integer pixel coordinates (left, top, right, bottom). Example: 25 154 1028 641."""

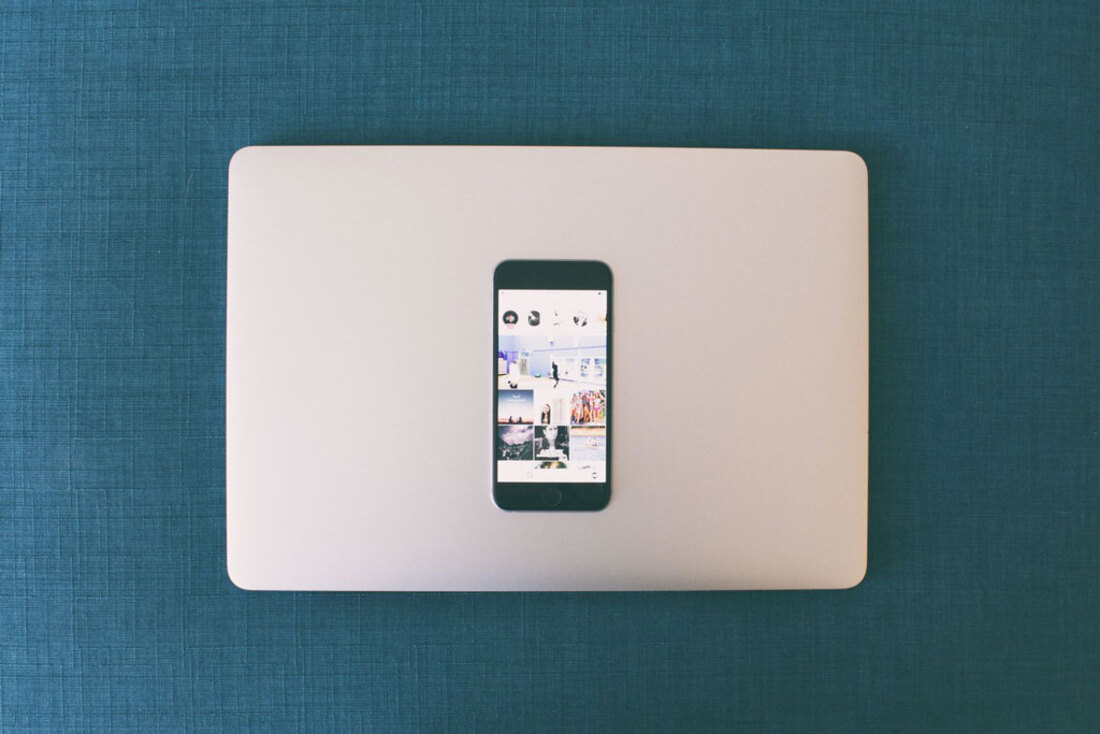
2 1 1098 731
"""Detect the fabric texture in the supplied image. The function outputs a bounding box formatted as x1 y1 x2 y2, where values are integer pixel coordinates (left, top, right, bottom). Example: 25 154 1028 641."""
1 1 1097 731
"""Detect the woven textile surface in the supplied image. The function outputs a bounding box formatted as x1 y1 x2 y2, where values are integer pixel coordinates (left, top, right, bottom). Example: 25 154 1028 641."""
1 1 1097 731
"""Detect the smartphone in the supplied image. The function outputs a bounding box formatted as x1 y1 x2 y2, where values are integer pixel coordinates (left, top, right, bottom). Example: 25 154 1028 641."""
493 260 612 511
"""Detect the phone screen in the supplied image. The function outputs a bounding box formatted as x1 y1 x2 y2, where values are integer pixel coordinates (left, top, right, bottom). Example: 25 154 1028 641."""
493 262 611 510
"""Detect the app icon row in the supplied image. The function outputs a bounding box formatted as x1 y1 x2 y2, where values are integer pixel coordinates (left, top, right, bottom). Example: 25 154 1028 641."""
502 309 600 328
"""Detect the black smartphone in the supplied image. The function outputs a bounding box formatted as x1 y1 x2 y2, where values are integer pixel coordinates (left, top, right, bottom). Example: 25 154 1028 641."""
493 260 612 511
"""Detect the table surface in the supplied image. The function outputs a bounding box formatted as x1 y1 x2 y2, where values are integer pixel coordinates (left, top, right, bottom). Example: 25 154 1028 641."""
2 1 1097 731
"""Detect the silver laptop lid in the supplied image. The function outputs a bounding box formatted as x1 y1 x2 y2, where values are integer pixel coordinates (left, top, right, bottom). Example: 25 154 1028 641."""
227 146 868 590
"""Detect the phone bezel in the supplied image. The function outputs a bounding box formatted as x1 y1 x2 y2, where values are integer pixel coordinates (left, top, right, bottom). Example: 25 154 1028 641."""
493 260 613 511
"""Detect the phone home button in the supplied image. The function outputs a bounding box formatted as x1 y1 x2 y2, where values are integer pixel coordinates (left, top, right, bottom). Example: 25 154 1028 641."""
540 487 563 508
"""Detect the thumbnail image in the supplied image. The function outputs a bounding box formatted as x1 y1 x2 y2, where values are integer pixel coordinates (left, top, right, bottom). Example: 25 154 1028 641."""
497 389 534 424
497 334 606 389
535 392 569 426
534 425 570 461
570 389 606 426
538 461 567 469
570 427 606 462
497 425 534 461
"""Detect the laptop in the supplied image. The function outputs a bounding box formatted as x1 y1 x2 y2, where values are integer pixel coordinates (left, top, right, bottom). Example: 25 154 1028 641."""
226 146 867 590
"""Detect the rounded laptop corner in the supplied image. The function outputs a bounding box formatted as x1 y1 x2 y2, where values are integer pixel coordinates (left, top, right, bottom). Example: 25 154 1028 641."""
226 550 258 592
228 145 264 181
837 554 868 590
836 149 868 185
